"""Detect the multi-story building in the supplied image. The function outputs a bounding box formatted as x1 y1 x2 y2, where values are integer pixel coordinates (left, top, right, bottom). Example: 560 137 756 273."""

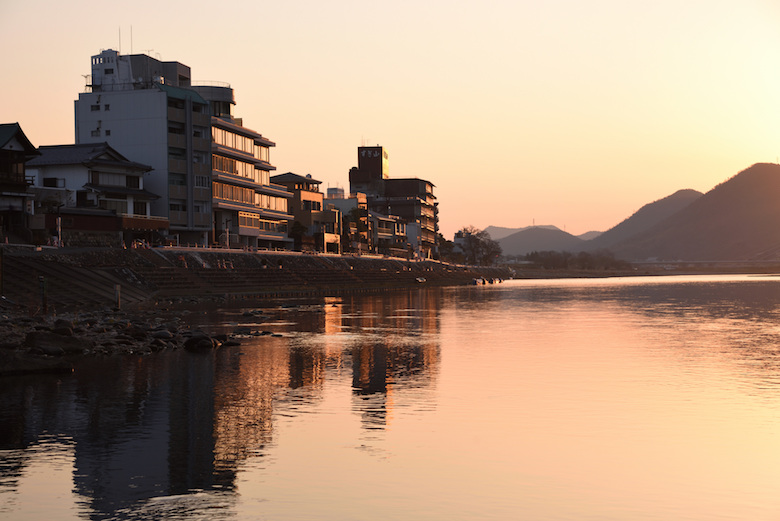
192 83 291 249
270 172 341 253
0 123 38 241
75 49 292 249
369 211 407 257
348 146 438 258
75 49 212 245
324 190 370 254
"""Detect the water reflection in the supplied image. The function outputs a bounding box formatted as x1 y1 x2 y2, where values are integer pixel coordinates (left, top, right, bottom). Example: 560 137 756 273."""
7 276 780 520
0 288 442 519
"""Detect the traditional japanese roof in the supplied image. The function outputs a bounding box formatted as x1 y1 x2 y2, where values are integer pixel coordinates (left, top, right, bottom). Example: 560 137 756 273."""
0 122 39 156
82 183 160 200
27 143 152 172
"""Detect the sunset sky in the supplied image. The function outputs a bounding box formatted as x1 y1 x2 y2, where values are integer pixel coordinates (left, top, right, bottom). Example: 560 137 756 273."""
3 0 780 238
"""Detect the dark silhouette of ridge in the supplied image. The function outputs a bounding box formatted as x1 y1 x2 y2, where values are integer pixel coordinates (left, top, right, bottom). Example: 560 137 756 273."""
484 225 559 241
498 226 584 257
583 189 702 251
609 163 780 261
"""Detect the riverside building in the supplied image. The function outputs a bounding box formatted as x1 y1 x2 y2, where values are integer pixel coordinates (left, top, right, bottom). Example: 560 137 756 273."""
348 146 438 258
75 49 291 248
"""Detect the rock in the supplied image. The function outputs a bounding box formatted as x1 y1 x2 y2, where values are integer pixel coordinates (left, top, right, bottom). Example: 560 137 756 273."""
149 338 167 351
54 318 74 330
24 331 94 356
151 330 174 340
126 327 149 340
52 327 74 337
184 332 218 351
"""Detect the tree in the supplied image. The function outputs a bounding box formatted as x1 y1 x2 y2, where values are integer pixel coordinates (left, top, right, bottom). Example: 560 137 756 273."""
288 220 308 251
455 225 502 266
436 232 455 262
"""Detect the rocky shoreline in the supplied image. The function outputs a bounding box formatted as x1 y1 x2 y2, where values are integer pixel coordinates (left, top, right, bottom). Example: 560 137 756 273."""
0 303 287 377
0 247 517 376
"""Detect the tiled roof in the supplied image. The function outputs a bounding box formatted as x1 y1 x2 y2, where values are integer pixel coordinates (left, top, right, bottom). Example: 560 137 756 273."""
27 143 151 171
0 122 39 155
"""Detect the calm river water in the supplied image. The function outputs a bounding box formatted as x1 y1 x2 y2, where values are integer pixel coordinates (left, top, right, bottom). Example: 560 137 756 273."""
2 274 780 520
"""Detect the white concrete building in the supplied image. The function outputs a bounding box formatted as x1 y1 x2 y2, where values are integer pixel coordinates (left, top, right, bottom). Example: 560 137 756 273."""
75 49 212 245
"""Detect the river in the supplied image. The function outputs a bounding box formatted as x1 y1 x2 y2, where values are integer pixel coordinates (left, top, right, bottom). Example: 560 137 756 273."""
2 274 780 520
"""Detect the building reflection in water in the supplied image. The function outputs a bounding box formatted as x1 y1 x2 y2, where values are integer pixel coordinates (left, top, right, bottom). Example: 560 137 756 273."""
344 289 441 430
0 289 442 518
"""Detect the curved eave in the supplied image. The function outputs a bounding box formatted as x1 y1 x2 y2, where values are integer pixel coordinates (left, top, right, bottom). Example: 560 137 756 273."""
83 183 160 200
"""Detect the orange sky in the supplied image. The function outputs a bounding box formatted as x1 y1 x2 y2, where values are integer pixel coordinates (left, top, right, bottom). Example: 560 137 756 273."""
3 0 780 238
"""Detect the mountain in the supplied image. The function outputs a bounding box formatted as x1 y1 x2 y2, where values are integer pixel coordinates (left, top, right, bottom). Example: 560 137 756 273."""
577 231 603 241
583 189 702 251
483 225 560 241
609 163 780 261
498 226 584 257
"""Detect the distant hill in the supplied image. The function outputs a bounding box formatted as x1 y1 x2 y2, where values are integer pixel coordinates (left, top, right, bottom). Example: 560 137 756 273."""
498 226 584 257
483 225 560 241
583 189 702 251
577 231 603 241
610 163 780 261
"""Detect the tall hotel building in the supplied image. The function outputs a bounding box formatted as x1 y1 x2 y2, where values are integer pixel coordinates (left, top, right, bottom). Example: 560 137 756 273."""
75 49 291 248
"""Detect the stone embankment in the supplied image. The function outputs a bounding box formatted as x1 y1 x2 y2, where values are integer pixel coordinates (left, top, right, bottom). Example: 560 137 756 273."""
0 246 511 311
0 246 511 376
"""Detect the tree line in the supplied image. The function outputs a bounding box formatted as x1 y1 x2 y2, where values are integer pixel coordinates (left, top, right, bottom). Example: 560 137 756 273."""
517 250 632 270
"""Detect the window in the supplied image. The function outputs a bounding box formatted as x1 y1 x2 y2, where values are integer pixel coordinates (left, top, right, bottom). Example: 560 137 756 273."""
195 175 210 188
168 123 185 135
104 104 110 111
169 201 187 212
42 178 61 188
91 130 100 137
126 176 140 189
91 105 100 111
168 147 186 160
133 202 148 215
104 130 111 136
104 68 114 74
168 173 186 186
92 171 123 186
99 198 127 214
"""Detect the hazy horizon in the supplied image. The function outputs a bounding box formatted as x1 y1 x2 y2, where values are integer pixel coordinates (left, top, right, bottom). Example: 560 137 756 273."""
3 0 779 238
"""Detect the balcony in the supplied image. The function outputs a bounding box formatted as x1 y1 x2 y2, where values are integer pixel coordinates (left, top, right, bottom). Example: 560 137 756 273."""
168 134 186 148
169 184 187 199
169 159 187 173
169 210 187 226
